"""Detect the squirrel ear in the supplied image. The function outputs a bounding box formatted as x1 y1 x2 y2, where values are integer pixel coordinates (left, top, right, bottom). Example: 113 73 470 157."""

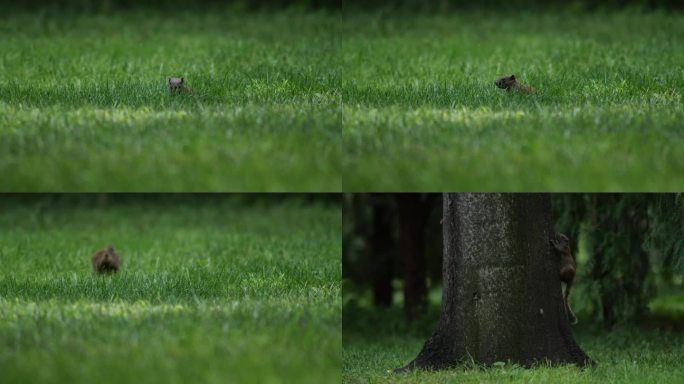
168 78 171 83
510 75 516 80
181 77 184 83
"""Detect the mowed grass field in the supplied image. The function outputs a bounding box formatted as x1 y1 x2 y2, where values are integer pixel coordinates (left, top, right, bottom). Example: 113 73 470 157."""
342 11 684 191
0 197 341 383
343 329 684 384
0 11 340 191
342 304 684 384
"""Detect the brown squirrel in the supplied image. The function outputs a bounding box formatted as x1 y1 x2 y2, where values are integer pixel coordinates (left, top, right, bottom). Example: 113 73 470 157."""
92 245 120 274
550 233 578 324
495 74 536 94
168 77 192 94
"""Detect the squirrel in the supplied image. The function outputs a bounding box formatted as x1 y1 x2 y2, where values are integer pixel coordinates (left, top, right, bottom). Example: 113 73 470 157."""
92 245 120 274
495 74 536 94
550 233 578 324
168 77 193 94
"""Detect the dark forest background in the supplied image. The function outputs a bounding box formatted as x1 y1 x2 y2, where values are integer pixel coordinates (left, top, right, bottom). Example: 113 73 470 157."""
343 194 684 331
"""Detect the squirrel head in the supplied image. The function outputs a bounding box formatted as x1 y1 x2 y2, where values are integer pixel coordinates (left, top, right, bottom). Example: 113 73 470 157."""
104 245 116 261
495 74 517 90
550 233 571 255
168 77 184 88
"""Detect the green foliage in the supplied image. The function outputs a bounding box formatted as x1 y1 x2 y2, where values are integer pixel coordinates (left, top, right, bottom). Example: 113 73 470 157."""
0 199 341 384
342 0 684 12
585 195 653 326
0 11 341 191
342 12 684 191
644 194 684 277
551 194 684 328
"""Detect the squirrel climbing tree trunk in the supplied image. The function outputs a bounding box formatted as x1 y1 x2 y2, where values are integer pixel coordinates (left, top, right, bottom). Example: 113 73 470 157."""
397 193 594 371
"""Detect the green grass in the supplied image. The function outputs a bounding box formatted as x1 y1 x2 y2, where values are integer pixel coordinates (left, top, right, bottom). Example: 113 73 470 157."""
343 306 684 384
343 330 684 383
342 11 684 191
0 11 340 191
0 197 341 384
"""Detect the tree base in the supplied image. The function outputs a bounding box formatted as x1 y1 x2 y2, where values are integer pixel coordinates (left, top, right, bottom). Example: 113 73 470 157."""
396 325 596 373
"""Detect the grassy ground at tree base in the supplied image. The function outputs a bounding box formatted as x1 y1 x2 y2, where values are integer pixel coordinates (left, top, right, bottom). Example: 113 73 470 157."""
343 328 684 383
0 197 341 384
343 295 684 384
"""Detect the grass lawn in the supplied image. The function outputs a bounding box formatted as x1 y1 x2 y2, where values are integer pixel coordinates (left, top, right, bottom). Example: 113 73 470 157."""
343 305 684 384
0 11 340 191
342 11 684 191
0 197 341 383
343 329 684 384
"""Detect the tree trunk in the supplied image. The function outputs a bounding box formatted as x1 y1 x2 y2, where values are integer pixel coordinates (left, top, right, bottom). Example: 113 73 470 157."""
398 193 594 371
396 194 430 322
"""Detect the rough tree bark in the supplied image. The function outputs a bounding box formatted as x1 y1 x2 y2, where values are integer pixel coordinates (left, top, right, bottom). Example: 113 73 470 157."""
398 193 594 371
